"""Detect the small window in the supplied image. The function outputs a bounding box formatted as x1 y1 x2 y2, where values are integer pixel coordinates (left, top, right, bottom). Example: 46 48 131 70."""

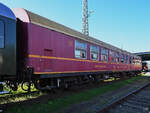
133 58 138 65
125 55 128 64
75 49 86 58
90 45 99 60
137 58 141 65
0 20 4 48
75 40 87 59
101 48 108 61
116 52 120 62
110 50 115 62
132 57 135 64
121 54 125 63
133 57 139 64
129 57 132 64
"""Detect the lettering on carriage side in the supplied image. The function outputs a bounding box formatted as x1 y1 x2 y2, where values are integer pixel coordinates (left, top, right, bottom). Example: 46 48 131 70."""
113 65 116 68
95 65 106 68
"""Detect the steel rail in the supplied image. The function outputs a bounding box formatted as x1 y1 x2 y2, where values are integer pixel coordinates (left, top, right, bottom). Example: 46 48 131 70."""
97 81 150 113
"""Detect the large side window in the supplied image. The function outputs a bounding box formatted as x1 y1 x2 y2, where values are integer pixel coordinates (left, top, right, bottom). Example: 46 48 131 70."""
129 57 132 64
0 20 4 48
121 54 125 63
133 57 138 65
75 40 87 59
125 55 128 64
90 45 99 60
116 52 120 62
110 50 115 62
132 57 135 64
101 48 108 61
137 58 141 65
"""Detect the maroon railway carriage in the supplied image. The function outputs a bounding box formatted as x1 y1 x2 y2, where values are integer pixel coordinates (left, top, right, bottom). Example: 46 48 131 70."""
12 8 142 89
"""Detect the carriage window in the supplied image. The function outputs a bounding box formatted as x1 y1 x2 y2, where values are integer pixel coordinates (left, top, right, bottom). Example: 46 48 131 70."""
101 48 108 61
0 21 4 48
90 45 99 60
133 58 138 64
121 54 125 63
116 52 120 62
125 55 128 64
133 57 139 64
137 58 141 65
129 57 132 64
132 57 135 64
110 50 115 62
75 40 87 59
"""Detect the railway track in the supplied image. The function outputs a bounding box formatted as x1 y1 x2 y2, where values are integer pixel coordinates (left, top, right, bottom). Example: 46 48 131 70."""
99 82 150 113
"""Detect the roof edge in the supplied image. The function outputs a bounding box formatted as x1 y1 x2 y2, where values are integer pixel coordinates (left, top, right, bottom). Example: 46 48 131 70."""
0 3 16 20
12 8 30 22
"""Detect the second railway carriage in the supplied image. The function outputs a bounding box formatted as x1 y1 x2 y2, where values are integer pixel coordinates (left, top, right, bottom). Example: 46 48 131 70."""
12 8 142 89
0 3 16 80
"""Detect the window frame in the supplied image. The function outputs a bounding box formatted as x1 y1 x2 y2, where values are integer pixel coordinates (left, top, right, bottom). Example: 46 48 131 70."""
116 52 120 62
109 50 115 62
0 20 5 49
129 56 133 64
75 40 87 59
101 47 109 62
90 45 99 61
121 54 125 63
125 55 128 64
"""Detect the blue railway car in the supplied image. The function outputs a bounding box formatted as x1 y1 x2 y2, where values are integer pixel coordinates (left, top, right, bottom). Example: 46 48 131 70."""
0 3 16 80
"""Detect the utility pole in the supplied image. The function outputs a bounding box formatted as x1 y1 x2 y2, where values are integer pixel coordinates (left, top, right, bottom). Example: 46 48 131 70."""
82 0 89 36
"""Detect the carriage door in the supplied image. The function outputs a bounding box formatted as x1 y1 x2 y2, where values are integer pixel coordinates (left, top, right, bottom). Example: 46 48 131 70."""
43 49 52 72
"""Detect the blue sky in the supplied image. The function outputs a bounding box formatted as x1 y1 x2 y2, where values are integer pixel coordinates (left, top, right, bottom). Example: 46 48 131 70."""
0 0 150 53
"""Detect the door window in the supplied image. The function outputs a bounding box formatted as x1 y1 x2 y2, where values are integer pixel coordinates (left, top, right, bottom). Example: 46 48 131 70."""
0 20 4 48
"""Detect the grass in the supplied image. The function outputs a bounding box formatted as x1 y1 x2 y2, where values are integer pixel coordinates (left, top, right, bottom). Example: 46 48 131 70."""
4 75 145 113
